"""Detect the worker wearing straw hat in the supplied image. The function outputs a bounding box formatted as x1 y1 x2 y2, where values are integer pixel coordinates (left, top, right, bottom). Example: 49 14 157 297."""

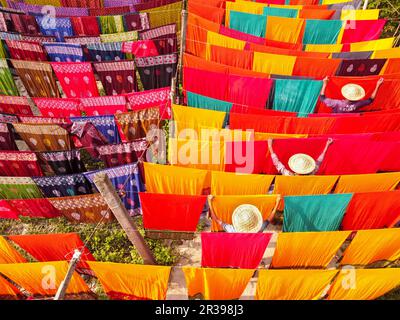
208 195 281 233
267 138 333 176
319 76 384 113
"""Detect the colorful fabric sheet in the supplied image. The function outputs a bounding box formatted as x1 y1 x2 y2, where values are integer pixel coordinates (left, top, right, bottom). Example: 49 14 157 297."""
336 59 386 76
70 16 101 36
230 11 267 37
183 267 254 300
51 62 99 99
253 52 296 76
293 56 341 79
265 16 304 44
143 162 208 195
88 262 171 300
256 270 338 300
36 16 74 42
187 91 233 114
0 200 19 220
98 15 124 34
0 124 21 152
0 151 43 177
271 231 351 268
209 46 253 71
283 194 352 232
334 173 400 193
93 60 136 96
126 87 171 119
341 191 400 230
0 275 20 299
201 232 272 269
0 177 43 200
86 42 126 62
341 19 386 44
38 150 85 175
85 163 143 216
79 96 127 117
0 60 19 96
8 198 62 219
32 174 92 198
303 19 343 44
49 193 112 223
43 43 84 63
34 97 81 118
6 40 47 61
0 96 31 116
0 236 26 263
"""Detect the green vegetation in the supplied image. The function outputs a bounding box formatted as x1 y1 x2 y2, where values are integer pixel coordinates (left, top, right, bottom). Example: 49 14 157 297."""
371 0 400 38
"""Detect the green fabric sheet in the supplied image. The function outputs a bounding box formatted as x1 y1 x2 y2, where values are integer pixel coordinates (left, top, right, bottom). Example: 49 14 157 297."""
229 11 267 38
263 7 298 18
303 19 344 45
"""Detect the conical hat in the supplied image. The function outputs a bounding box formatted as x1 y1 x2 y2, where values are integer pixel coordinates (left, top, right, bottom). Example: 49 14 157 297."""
341 83 366 101
288 153 316 175
232 204 263 233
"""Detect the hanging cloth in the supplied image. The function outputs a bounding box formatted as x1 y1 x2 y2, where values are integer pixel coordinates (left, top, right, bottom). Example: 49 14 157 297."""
0 96 32 116
32 174 93 198
33 97 81 118
0 177 43 199
7 198 61 218
43 43 84 63
0 151 43 177
38 149 86 175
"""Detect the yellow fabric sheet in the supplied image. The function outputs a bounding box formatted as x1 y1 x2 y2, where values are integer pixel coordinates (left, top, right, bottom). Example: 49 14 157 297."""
182 267 254 300
350 38 395 52
172 104 226 135
271 231 351 268
256 269 338 300
334 173 400 193
225 1 266 25
143 162 208 195
340 229 400 266
322 0 353 4
211 171 274 195
0 236 26 264
210 195 279 231
253 52 296 76
328 268 400 300
206 31 246 60
24 0 61 6
143 2 182 30
305 43 343 53
87 262 171 300
168 138 225 172
340 9 380 20
0 261 89 296
373 47 400 59
254 132 308 140
265 16 305 44
273 175 339 210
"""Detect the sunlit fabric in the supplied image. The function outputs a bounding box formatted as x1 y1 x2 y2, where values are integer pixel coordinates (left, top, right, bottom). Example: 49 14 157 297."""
0 261 90 296
187 91 233 114
341 20 386 44
273 79 322 113
334 173 400 193
303 20 343 44
211 171 274 195
263 7 298 18
140 192 206 232
182 267 254 300
305 43 343 53
0 151 43 177
209 46 254 70
225 0 266 24
0 275 21 299
271 231 351 268
373 47 400 59
7 199 61 219
88 262 171 300
283 194 352 232
210 195 279 231
383 58 400 75
0 236 26 264
341 191 400 230
328 269 400 300
293 57 341 79
201 232 272 268
220 25 266 45
229 11 267 37
340 9 380 20
299 9 335 19
265 16 304 44
206 31 246 58
0 177 43 200
143 162 208 195
351 38 395 53
256 270 338 300
336 59 386 77
33 97 81 118
188 1 225 24
253 52 296 76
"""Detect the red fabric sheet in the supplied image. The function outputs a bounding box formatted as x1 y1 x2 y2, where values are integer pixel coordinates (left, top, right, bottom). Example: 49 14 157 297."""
341 191 400 230
126 87 171 119
79 96 128 116
378 142 400 172
8 199 62 219
0 96 32 116
33 97 81 118
210 46 254 70
231 105 297 116
0 200 19 219
201 232 272 269
140 193 206 232
188 2 225 24
0 151 43 177
220 25 265 45
330 114 400 134
341 20 386 44
293 57 342 79
8 233 95 271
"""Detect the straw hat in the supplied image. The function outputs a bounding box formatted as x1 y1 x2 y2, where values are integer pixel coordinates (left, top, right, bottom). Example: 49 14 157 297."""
341 83 366 101
232 204 263 233
288 153 316 175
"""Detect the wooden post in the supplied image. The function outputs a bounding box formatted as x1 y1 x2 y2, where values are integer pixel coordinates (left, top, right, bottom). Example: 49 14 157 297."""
54 249 81 300
363 0 369 10
176 8 188 105
93 173 156 265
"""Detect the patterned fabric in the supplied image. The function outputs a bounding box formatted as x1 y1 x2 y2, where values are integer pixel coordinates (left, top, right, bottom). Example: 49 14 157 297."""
65 36 101 45
122 40 159 58
86 42 125 62
115 107 160 142
100 31 138 43
70 16 100 36
12 60 60 98
0 123 18 150
126 87 171 119
139 24 177 55
135 54 177 90
36 16 74 42
93 60 136 96
0 151 43 177
89 6 131 16
79 96 128 116
336 59 387 77
38 149 86 175
98 15 124 34
6 40 47 61
61 0 103 9
70 115 121 144
96 139 148 168
43 43 84 63
33 97 81 118
8 198 61 218
0 113 18 123
12 123 72 152
124 12 150 32
32 174 92 198
84 163 144 216
10 13 40 35
20 34 57 43
18 115 69 124
49 193 112 224
51 62 99 99
0 60 19 96
0 96 32 116
0 177 43 199
0 31 21 41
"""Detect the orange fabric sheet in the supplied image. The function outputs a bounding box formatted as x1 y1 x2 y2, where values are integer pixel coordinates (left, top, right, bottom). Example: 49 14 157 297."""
0 261 90 296
188 2 225 24
210 195 279 231
0 275 21 298
328 268 400 300
256 269 338 300
383 58 400 75
341 229 400 266
87 262 171 300
182 267 254 300
265 16 305 44
247 43 330 58
0 236 26 264
210 45 254 70
293 57 342 79
334 173 400 193
299 9 335 19
271 231 351 268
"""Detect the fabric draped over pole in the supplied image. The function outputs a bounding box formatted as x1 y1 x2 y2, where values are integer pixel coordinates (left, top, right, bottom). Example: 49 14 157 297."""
0 177 43 200
229 11 267 38
334 173 400 193
303 19 343 44
0 151 43 177
34 97 81 118
0 236 26 264
7 198 61 219
265 16 304 44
